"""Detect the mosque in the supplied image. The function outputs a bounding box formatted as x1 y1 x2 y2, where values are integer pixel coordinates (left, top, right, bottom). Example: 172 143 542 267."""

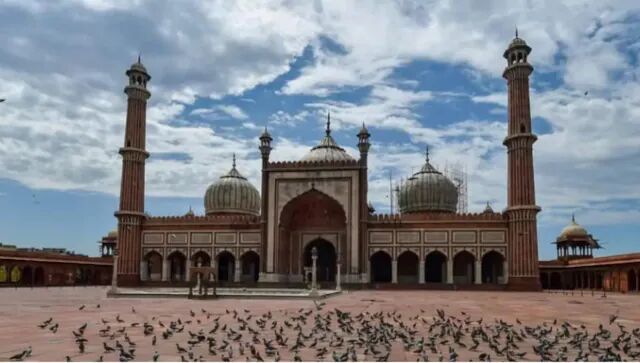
113 34 541 290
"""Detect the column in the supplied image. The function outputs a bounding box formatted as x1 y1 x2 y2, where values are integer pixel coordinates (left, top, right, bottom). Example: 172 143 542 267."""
162 258 169 282
418 260 425 284
474 259 482 284
391 259 398 284
446 257 453 284
336 262 342 291
185 257 191 283
234 260 241 283
140 260 148 281
366 259 371 284
503 260 509 284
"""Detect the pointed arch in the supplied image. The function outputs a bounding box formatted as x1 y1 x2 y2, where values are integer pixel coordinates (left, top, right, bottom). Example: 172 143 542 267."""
397 250 419 284
425 251 447 283
453 251 475 284
370 251 392 283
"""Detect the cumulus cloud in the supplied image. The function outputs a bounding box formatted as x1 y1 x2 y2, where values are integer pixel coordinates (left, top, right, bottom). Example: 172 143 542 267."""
0 0 639 234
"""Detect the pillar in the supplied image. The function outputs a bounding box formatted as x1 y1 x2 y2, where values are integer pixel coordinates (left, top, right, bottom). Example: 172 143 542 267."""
161 257 169 282
446 257 453 284
474 259 482 284
234 260 241 283
418 260 425 284
336 262 342 291
503 260 509 284
185 257 191 283
392 259 398 284
366 259 371 283
140 260 148 281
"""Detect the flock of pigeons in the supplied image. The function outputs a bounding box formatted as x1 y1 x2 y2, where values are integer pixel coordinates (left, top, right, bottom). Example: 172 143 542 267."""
8 300 640 362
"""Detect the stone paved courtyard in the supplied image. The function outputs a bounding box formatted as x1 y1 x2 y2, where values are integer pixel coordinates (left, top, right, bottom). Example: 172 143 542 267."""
1 287 639 361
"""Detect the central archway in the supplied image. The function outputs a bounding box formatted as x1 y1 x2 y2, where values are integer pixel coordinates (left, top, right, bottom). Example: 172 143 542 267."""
303 239 336 282
278 189 346 279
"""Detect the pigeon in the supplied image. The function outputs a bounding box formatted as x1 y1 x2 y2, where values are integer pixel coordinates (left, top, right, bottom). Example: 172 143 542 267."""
152 351 159 362
79 305 85 311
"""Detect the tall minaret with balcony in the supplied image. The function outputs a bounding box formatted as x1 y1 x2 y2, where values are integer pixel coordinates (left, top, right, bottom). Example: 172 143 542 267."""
357 123 370 280
502 31 541 290
115 57 151 285
258 128 272 273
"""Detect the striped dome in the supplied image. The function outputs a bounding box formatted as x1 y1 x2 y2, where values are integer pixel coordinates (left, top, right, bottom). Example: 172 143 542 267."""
204 156 260 216
398 150 458 213
300 113 354 162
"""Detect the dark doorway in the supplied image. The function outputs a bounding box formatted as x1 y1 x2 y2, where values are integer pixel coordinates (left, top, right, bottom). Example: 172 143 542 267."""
550 272 562 289
144 251 163 281
241 251 260 282
370 251 392 283
217 251 235 282
397 251 419 283
628 270 637 292
453 251 475 284
304 239 336 282
481 251 504 284
34 267 45 286
192 251 212 267
425 251 447 283
168 251 187 282
22 266 33 286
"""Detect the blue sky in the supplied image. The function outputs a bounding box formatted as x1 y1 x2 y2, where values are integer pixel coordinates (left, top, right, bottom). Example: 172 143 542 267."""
0 1 639 259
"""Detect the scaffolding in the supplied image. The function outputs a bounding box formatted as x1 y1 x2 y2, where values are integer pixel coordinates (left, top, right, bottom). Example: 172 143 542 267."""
444 161 468 213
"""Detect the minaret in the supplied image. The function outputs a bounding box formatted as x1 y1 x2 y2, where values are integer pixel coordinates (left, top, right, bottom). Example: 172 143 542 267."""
115 56 151 286
502 31 541 290
258 127 272 273
357 123 370 280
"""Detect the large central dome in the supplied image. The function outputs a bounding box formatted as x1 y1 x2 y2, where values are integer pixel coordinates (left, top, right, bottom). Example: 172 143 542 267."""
204 155 260 216
397 149 459 213
300 113 354 162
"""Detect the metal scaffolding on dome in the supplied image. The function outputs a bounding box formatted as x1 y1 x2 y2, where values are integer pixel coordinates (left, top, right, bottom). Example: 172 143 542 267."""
444 161 468 214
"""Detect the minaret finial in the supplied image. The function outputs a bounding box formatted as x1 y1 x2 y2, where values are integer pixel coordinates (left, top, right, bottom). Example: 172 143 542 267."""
425 145 430 163
137 52 141 63
515 26 518 38
326 111 331 135
571 213 575 223
232 153 236 168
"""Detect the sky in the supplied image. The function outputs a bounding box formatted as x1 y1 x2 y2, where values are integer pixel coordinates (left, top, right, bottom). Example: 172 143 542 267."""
0 0 639 259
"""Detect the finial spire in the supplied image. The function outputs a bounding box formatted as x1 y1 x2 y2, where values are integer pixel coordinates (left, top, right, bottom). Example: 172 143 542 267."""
232 153 236 168
137 52 141 63
425 145 430 163
326 111 331 135
571 213 575 223
515 26 518 38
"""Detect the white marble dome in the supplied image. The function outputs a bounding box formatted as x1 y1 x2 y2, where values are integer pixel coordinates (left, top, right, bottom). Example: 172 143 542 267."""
204 156 260 216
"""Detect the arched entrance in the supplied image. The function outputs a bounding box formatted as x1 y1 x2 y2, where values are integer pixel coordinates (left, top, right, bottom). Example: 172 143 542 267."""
550 272 562 289
303 239 336 282
370 251 392 283
144 251 163 281
217 251 235 282
167 251 186 282
397 251 419 284
241 251 260 282
628 269 637 292
192 251 212 268
34 267 45 286
425 251 447 283
22 266 33 286
481 251 504 284
279 189 346 280
453 251 475 284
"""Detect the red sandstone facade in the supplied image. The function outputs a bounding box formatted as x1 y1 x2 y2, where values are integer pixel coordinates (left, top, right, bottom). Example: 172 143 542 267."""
0 248 111 287
113 35 541 291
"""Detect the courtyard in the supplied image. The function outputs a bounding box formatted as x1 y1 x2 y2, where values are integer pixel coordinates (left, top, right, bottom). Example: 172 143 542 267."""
1 287 639 361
